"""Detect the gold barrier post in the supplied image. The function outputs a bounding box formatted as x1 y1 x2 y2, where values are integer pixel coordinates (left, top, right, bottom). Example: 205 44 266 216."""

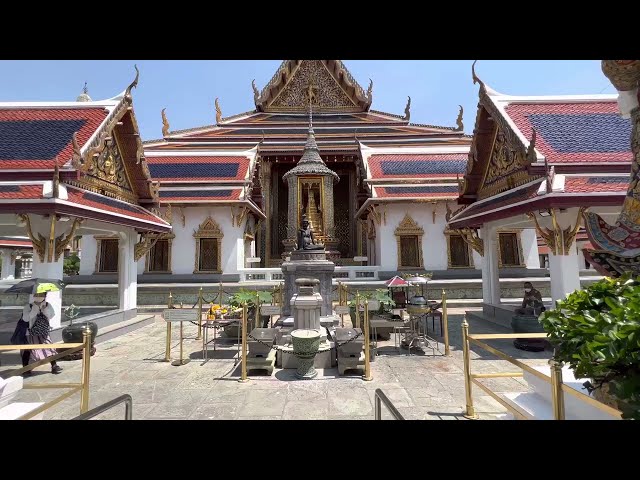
442 289 450 356
164 291 173 362
550 359 566 420
355 290 361 329
363 299 373 381
239 302 249 383
80 326 91 413
171 318 190 366
218 282 223 305
255 292 260 329
196 287 203 340
462 316 477 419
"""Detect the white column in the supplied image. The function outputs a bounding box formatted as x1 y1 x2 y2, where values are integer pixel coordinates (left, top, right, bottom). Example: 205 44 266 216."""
481 225 501 305
548 250 581 306
31 251 64 330
118 230 138 314
1 249 14 280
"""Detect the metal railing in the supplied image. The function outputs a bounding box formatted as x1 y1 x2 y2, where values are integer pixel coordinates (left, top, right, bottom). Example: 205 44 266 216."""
461 316 623 420
374 389 405 420
72 394 132 420
0 327 93 419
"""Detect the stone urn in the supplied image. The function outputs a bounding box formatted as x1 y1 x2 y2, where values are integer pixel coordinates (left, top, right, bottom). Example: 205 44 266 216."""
60 321 98 360
291 329 321 379
511 314 547 352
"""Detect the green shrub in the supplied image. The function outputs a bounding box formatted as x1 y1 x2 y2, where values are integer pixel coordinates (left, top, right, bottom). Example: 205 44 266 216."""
539 274 640 419
63 254 80 276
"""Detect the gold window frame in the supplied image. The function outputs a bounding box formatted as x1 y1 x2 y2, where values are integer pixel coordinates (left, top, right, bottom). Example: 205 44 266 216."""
445 229 475 269
144 233 175 274
193 216 224 274
497 229 525 268
394 213 424 270
94 236 120 274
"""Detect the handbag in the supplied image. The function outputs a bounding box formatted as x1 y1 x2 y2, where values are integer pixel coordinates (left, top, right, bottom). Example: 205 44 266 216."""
29 310 51 337
10 314 29 345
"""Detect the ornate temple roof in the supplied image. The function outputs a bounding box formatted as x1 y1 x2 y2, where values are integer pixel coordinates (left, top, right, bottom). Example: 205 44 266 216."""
254 60 371 113
448 68 632 229
143 60 472 218
0 71 171 233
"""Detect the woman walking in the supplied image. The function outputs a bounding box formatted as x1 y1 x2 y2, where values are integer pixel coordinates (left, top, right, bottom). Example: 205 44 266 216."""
21 292 63 376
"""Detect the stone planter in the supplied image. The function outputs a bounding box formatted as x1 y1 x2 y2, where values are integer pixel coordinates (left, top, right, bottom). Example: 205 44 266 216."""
291 329 321 379
511 314 547 352
60 321 98 360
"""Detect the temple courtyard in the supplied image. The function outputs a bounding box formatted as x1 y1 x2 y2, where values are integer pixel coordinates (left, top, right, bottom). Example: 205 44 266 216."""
0 308 550 420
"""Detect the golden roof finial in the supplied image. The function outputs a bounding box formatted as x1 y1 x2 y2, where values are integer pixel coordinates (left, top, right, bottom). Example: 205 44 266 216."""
455 105 464 131
526 128 537 163
471 60 484 88
367 79 373 103
52 157 60 198
215 97 222 124
71 131 85 172
252 79 260 104
403 96 411 121
161 108 170 137
125 64 139 101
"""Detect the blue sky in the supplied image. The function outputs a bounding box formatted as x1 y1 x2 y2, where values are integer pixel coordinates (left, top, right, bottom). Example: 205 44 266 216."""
0 60 613 140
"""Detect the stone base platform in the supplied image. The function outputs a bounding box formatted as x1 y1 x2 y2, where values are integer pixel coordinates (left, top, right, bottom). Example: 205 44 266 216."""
338 351 365 376
247 349 277 376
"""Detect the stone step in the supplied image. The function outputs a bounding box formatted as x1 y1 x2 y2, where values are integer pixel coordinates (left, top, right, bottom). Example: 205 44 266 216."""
524 365 619 420
500 391 555 420
94 314 155 344
0 402 45 420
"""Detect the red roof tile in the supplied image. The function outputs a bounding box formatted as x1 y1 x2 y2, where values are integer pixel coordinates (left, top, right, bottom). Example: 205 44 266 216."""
0 108 108 170
66 188 168 225
374 185 458 199
505 102 632 164
564 176 628 193
146 156 250 182
159 188 242 202
0 239 31 247
368 154 467 179
0 184 42 200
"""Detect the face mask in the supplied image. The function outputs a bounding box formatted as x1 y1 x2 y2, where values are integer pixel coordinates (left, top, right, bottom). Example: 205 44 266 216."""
524 288 531 293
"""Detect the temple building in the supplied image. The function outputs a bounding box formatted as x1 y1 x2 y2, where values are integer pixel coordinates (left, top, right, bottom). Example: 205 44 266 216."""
78 60 541 282
0 71 171 327
447 64 631 312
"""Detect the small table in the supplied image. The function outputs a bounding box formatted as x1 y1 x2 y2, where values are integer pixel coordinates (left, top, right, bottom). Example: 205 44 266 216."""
202 316 241 363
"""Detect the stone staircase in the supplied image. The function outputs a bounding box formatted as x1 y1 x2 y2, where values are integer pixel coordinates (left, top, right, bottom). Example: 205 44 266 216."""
0 376 44 420
497 365 619 420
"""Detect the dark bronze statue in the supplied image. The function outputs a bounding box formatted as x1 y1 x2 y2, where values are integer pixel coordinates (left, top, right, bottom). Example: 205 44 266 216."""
515 281 545 316
296 214 324 251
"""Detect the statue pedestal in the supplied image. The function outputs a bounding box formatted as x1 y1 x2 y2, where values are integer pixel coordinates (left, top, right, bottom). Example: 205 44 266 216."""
281 251 335 318
511 314 547 352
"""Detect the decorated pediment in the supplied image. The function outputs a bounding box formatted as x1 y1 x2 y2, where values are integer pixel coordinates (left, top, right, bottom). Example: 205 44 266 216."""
395 214 424 236
478 122 531 200
194 216 223 238
80 137 137 202
257 60 372 113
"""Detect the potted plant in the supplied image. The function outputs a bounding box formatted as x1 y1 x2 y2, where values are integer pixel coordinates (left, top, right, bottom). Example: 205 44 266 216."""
539 274 640 419
348 291 373 325
373 288 395 315
225 289 273 337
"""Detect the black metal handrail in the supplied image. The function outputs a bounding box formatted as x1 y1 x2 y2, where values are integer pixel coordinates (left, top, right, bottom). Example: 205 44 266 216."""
72 394 133 420
374 389 405 420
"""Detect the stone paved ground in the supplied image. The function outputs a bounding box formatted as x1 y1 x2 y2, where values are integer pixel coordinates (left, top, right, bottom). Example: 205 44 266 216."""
0 308 551 420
